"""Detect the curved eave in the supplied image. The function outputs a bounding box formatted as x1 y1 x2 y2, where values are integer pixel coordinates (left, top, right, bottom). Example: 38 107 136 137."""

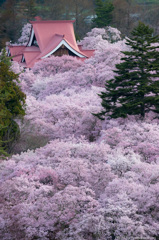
27 27 35 47
41 39 87 59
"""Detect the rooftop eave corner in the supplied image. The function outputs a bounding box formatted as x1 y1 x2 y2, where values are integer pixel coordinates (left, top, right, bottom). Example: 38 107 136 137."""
29 16 42 23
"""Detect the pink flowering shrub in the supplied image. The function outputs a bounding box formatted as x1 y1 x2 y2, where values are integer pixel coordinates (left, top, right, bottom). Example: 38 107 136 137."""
78 26 122 50
19 68 37 93
101 162 159 239
11 61 23 73
99 117 159 163
14 86 102 153
31 64 96 98
85 40 130 87
32 55 83 77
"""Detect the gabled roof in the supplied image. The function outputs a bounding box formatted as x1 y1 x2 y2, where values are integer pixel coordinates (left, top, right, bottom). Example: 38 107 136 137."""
9 19 95 68
30 20 78 51
23 47 40 68
37 34 65 59
9 46 26 62
38 35 88 59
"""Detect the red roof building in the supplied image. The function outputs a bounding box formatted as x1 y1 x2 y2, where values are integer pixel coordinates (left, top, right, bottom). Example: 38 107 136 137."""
8 19 95 68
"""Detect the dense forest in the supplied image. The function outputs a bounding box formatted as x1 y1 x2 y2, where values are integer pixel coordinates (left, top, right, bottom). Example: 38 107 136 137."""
0 0 159 49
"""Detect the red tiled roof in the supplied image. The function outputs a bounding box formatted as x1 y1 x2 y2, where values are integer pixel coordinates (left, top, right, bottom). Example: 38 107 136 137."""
37 34 64 59
23 46 40 52
9 19 95 67
30 20 78 52
79 49 95 58
9 46 26 62
9 46 26 55
23 51 40 68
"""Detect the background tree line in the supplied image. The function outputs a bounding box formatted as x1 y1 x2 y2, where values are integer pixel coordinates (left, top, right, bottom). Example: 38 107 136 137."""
0 0 159 49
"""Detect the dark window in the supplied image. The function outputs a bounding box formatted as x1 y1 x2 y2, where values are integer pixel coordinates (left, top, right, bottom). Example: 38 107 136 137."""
32 35 39 47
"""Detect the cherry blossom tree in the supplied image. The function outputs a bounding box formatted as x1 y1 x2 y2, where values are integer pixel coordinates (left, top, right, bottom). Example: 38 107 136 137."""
17 23 32 45
78 26 122 50
32 55 84 77
1 137 159 239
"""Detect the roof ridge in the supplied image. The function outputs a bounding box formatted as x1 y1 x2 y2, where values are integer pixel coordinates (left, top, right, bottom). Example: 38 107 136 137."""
30 20 75 24
9 45 26 48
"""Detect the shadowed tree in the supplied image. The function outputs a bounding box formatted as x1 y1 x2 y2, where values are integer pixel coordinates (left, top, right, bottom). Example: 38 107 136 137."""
93 0 114 27
0 49 26 155
0 0 18 49
67 0 94 38
112 0 141 36
43 0 94 39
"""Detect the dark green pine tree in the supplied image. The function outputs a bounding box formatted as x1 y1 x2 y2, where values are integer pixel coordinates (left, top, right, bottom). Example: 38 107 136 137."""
95 22 159 119
0 51 26 156
93 0 114 28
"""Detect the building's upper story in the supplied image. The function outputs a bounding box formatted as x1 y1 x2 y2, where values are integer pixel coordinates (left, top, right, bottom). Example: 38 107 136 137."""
8 17 95 68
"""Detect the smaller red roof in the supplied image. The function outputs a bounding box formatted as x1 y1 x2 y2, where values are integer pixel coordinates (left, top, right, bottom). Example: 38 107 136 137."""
23 51 40 68
9 46 26 63
79 49 95 58
23 46 40 52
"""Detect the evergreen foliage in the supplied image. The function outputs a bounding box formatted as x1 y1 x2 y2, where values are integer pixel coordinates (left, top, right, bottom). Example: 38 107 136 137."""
0 53 26 156
0 48 12 67
93 0 114 27
95 22 159 119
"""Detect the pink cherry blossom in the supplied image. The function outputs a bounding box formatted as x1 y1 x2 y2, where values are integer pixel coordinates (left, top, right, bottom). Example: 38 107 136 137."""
0 25 159 240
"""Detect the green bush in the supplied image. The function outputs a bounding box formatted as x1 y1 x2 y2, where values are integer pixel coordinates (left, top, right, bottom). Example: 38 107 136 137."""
0 51 26 157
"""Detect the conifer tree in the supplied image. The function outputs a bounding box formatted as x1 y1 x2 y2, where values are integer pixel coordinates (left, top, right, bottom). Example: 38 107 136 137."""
0 51 26 156
0 48 12 67
93 0 114 27
95 22 159 119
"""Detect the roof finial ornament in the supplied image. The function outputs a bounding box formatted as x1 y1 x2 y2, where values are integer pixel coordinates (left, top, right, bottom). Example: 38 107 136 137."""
34 16 42 21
